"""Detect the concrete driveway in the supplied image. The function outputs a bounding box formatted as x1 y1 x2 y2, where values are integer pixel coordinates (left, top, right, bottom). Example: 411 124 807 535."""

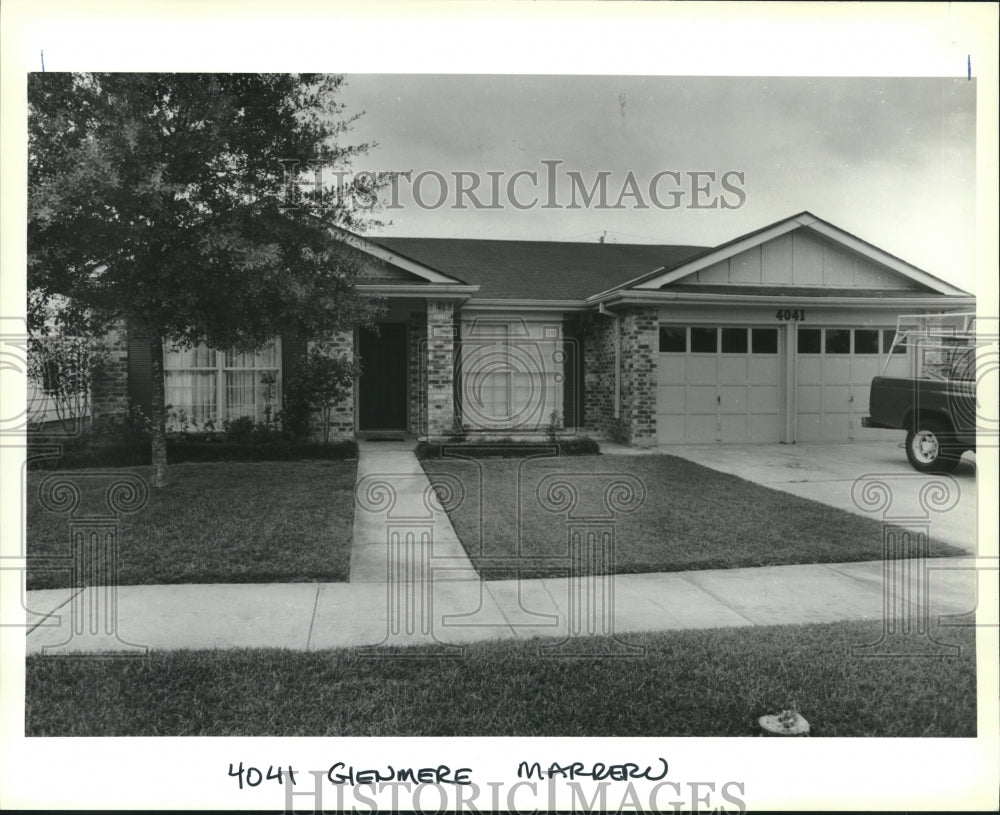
663 441 978 553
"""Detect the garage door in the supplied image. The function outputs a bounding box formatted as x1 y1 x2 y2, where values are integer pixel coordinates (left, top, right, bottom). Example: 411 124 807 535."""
657 326 781 444
795 327 909 442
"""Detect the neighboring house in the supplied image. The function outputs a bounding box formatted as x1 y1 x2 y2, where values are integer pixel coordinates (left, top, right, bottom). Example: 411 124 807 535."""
95 212 975 445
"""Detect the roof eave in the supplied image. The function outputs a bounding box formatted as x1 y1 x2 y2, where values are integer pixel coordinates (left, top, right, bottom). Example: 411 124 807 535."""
463 298 591 312
590 289 977 309
355 283 480 301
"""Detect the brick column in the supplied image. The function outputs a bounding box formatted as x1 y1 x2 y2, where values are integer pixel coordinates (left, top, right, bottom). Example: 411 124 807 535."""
584 316 616 436
407 312 428 435
426 300 455 438
619 307 658 446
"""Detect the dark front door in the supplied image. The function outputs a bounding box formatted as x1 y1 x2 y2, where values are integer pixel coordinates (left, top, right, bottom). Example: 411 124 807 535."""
358 324 407 430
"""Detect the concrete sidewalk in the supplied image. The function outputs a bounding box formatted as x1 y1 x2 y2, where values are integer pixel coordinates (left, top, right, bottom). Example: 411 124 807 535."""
23 556 979 654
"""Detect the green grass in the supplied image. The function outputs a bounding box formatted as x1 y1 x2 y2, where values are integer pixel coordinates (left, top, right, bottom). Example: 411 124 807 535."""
26 461 357 589
422 454 965 579
24 620 976 736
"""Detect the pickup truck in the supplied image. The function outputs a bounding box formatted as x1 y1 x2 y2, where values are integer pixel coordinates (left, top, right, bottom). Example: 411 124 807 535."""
864 376 976 473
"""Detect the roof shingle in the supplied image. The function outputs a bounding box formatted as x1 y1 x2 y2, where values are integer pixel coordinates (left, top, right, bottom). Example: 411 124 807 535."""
370 237 706 301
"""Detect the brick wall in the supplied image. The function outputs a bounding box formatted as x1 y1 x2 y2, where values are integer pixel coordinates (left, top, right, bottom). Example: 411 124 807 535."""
619 307 658 446
583 307 658 445
426 300 455 438
307 331 355 440
90 322 130 428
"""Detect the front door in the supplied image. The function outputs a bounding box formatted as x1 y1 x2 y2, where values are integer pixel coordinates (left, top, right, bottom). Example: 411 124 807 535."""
358 324 407 430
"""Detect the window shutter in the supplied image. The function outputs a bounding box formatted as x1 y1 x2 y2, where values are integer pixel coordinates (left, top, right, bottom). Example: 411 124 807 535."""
563 321 585 429
127 332 154 417
280 334 307 406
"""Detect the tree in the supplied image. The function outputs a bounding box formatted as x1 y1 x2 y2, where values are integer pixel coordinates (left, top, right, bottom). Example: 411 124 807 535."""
28 73 384 485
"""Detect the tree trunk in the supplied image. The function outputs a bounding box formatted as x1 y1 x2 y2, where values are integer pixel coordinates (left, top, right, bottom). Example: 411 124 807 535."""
149 334 169 487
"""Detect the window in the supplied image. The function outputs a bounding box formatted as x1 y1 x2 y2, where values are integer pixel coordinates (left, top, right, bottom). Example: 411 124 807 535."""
690 327 718 353
659 326 687 353
41 359 62 394
752 328 778 354
459 320 561 430
469 323 511 421
824 329 851 354
798 328 821 354
854 329 880 354
721 328 748 354
164 341 280 428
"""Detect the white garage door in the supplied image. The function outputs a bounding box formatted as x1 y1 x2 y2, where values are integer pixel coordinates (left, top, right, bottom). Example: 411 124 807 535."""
657 325 782 444
795 327 909 442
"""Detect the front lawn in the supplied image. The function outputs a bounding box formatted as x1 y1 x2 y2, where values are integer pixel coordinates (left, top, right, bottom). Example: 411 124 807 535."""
422 454 965 579
24 620 976 736
26 461 356 589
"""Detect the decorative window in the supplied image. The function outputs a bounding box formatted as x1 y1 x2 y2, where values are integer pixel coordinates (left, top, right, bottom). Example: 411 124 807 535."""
690 327 718 354
658 326 687 353
474 323 512 421
751 328 778 354
882 329 907 354
853 329 880 354
720 328 748 354
164 340 280 429
459 319 561 430
797 328 822 354
824 329 851 354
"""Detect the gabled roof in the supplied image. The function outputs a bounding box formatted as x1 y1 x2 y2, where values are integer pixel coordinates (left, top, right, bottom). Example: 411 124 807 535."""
612 211 970 298
336 229 469 285
368 237 705 301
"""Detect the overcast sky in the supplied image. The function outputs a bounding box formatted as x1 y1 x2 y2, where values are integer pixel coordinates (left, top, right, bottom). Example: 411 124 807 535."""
335 75 976 292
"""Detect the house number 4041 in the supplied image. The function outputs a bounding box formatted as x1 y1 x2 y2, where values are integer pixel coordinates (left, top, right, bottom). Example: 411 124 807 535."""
775 309 806 321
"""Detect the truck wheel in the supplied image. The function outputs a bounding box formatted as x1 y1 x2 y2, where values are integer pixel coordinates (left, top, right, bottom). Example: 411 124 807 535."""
905 418 962 473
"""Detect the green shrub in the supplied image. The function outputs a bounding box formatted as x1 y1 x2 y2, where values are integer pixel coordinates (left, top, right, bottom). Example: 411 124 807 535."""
223 415 255 444
556 436 600 456
416 436 599 460
27 438 358 469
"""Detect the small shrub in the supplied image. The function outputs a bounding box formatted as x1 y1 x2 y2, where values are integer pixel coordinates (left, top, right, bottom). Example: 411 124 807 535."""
558 436 600 456
414 441 438 460
446 415 468 443
223 415 255 444
259 370 279 430
545 410 562 443
606 416 630 445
